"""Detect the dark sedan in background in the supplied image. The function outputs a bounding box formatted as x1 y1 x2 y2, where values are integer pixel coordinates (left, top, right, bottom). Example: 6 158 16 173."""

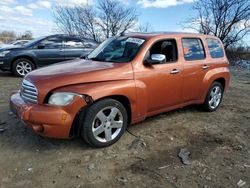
0 34 98 76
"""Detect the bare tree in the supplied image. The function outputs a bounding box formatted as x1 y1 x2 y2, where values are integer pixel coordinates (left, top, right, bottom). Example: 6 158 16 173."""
187 0 250 49
53 0 138 42
0 31 16 43
97 0 138 38
137 22 153 32
18 30 33 40
75 6 101 42
53 6 79 35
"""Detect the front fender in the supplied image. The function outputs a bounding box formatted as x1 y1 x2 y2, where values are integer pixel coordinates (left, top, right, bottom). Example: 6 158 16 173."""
51 80 140 123
201 67 231 101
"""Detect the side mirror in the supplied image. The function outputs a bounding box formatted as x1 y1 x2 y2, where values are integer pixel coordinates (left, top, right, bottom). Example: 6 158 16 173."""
144 54 166 65
37 44 45 49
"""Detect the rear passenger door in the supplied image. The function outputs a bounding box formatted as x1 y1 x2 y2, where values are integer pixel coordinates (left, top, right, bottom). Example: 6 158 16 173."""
182 38 210 102
63 37 93 60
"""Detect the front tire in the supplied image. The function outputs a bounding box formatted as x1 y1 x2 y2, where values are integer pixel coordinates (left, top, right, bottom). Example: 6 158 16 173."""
202 81 224 112
80 99 128 148
12 58 35 77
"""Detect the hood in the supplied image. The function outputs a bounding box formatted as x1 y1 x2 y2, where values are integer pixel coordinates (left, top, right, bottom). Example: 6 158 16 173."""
25 59 134 101
0 45 25 51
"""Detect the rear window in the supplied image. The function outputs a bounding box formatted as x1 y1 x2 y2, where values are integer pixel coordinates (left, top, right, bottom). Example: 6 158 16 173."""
206 39 224 58
182 38 205 61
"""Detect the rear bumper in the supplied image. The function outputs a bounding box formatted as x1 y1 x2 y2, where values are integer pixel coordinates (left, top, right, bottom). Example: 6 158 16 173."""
10 92 87 139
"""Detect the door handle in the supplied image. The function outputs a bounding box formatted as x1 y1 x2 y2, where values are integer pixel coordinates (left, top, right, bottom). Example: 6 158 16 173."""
59 49 64 52
170 69 180 74
202 65 210 70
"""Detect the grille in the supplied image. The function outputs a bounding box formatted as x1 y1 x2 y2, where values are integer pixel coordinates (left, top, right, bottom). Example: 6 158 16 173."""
20 80 38 103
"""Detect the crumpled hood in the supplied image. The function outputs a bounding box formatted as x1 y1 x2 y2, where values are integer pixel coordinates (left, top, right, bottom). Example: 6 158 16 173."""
25 59 134 101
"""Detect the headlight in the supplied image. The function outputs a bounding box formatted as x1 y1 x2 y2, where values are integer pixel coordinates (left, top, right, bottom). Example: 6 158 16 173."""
0 51 10 57
48 92 82 106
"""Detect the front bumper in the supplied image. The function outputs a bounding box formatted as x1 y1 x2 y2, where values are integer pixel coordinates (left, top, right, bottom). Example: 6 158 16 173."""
0 57 11 71
9 92 87 139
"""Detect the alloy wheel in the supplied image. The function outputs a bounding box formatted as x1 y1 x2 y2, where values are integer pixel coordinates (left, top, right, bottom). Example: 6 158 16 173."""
16 61 32 76
208 86 222 109
92 106 124 143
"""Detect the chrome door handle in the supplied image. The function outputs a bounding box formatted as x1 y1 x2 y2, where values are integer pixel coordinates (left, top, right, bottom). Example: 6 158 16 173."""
170 69 180 74
202 65 210 70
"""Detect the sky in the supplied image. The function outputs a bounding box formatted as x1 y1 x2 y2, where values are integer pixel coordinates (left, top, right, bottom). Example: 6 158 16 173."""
0 0 197 38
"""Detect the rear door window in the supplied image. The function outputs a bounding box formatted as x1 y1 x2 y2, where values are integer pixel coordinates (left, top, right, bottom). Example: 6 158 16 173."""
206 39 224 58
182 38 205 61
64 38 85 49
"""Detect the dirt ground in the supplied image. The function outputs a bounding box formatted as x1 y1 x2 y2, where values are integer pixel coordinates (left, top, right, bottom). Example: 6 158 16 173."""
0 69 249 188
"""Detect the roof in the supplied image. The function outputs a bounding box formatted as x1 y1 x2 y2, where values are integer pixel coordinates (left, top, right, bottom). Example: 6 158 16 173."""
125 31 213 40
43 34 98 43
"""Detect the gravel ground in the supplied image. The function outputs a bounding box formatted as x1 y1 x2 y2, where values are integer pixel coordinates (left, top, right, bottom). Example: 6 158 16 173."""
0 69 250 188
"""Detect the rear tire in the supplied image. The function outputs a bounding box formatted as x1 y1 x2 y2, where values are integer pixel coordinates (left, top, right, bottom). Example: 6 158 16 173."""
80 99 128 148
202 81 224 112
12 58 35 77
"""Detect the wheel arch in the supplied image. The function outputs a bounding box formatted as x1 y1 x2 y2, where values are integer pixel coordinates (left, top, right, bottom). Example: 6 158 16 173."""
96 95 132 125
202 67 230 98
69 95 132 138
11 55 37 70
213 77 226 90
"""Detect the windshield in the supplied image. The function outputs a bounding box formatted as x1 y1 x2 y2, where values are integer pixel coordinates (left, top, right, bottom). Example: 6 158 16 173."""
24 36 45 47
87 36 145 63
8 41 15 45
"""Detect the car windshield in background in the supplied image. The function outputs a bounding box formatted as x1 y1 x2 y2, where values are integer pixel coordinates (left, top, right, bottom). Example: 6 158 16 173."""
87 36 145 63
23 36 45 47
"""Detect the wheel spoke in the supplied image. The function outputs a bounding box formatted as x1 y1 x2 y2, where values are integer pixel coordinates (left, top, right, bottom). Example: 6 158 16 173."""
25 64 31 69
20 69 25 75
96 111 107 123
209 98 214 106
112 120 123 128
108 107 119 120
105 128 112 141
93 124 105 137
217 93 222 100
24 66 32 73
214 87 220 94
213 100 217 107
211 90 216 97
17 65 22 69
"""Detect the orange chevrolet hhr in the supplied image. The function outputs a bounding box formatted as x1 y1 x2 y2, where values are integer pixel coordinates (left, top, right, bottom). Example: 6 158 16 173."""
10 32 231 147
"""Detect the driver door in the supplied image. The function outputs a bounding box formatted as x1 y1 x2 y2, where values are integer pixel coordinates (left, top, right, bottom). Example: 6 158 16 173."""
33 36 64 66
135 39 183 113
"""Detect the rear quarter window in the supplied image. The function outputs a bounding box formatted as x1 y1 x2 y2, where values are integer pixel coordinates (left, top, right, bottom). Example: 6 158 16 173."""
206 38 224 58
182 38 205 61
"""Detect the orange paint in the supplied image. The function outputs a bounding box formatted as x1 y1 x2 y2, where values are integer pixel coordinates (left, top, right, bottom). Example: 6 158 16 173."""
9 32 230 139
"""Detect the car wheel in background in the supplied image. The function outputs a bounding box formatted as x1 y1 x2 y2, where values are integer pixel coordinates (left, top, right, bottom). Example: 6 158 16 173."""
80 99 128 148
202 81 224 112
12 58 35 77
